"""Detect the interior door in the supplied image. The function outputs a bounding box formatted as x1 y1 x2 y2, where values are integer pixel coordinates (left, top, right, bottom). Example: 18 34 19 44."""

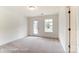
77 7 79 53
59 6 70 53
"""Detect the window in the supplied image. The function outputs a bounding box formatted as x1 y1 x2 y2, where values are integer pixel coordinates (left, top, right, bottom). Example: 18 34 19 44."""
45 19 53 32
33 21 38 34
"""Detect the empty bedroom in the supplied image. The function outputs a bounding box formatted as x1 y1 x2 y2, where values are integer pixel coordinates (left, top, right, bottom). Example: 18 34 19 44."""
0 6 69 53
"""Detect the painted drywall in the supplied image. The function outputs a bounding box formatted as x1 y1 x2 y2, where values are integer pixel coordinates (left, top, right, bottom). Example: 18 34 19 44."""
27 6 69 52
0 7 27 45
59 7 69 52
27 14 58 38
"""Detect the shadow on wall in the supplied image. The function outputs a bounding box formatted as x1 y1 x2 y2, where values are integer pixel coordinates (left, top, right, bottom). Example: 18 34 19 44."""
0 7 27 45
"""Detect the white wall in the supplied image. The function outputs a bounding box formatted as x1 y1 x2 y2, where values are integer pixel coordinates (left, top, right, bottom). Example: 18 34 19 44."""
59 7 69 52
27 6 69 52
0 6 70 52
27 14 58 38
0 7 28 45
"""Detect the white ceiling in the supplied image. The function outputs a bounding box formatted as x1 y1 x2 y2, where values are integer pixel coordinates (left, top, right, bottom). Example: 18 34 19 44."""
2 6 61 17
24 6 61 17
19 6 60 16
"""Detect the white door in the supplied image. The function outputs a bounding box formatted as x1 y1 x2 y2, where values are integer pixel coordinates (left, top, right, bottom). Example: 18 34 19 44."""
70 7 77 53
59 6 70 53
77 7 79 53
73 7 79 53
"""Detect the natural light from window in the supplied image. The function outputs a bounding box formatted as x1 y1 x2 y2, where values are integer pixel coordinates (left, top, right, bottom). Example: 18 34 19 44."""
45 19 53 32
33 21 38 34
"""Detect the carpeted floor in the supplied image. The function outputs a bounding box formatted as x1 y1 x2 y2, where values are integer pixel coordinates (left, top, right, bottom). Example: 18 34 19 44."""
0 36 65 53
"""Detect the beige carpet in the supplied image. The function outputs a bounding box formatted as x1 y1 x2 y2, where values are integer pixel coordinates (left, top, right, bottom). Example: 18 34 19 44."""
0 36 65 53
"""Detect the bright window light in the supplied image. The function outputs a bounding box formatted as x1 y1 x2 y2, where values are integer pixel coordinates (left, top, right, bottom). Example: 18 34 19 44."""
33 21 38 34
45 19 53 32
